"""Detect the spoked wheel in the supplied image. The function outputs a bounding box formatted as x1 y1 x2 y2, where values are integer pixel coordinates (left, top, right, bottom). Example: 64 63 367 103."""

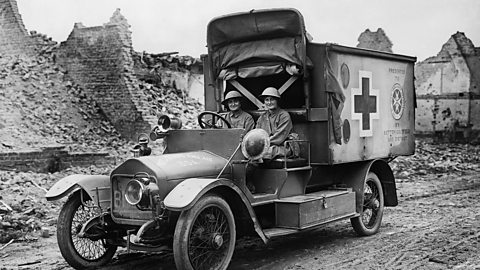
351 172 384 236
57 192 117 269
173 195 236 270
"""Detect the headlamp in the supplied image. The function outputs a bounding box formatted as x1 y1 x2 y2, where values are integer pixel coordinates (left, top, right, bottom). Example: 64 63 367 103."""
124 177 160 207
124 179 144 205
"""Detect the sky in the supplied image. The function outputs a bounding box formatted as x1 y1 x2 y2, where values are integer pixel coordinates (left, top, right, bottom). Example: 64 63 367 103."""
16 0 480 62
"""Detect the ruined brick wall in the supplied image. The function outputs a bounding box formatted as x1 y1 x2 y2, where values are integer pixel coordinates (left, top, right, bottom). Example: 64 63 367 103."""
356 28 393 53
415 32 480 140
0 146 115 173
0 0 35 55
56 9 156 140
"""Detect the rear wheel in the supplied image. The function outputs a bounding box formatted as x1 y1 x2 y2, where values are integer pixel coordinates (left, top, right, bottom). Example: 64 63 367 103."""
57 192 116 269
173 195 236 270
351 172 384 236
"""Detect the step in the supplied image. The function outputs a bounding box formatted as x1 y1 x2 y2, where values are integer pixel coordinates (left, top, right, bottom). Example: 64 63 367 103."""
285 165 312 172
251 192 277 206
263 227 300 238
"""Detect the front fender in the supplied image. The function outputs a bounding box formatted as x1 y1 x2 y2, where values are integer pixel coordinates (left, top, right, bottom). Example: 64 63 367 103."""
164 178 236 211
164 178 268 243
45 174 111 209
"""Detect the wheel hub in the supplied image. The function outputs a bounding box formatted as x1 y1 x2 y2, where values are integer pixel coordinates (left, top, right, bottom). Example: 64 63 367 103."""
212 233 224 249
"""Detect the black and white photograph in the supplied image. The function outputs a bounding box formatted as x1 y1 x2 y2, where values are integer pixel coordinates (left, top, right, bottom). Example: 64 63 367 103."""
0 0 479 269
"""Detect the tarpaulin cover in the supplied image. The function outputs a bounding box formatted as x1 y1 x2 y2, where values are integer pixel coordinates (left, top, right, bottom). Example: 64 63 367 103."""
215 37 302 69
326 56 346 145
207 9 304 50
219 62 284 80
207 9 306 78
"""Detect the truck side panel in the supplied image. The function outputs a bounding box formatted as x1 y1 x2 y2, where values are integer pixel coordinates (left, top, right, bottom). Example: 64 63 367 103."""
324 46 415 163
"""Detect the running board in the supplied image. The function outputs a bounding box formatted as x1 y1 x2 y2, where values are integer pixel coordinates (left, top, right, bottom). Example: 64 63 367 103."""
263 227 300 238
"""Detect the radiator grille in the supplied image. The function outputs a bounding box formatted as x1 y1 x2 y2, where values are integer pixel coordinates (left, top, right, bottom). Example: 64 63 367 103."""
111 175 153 222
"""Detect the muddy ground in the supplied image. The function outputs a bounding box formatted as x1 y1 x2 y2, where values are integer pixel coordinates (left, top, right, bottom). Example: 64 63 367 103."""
1 167 479 270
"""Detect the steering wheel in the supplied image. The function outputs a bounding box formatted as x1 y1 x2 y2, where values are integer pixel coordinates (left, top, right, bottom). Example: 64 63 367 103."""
198 111 231 129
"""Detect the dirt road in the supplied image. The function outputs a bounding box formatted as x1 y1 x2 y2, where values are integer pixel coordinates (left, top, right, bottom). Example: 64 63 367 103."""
1 172 478 270
229 182 480 270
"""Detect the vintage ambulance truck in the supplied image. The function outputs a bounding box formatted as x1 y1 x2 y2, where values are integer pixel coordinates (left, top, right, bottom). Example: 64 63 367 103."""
46 8 416 270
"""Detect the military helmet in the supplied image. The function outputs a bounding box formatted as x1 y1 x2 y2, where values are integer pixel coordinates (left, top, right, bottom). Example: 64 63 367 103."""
222 90 243 105
260 87 281 99
241 128 270 160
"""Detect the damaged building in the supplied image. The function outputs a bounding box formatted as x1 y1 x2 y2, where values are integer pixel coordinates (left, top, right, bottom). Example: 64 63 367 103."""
356 28 393 53
1 0 203 142
0 0 203 171
56 8 204 140
415 32 480 141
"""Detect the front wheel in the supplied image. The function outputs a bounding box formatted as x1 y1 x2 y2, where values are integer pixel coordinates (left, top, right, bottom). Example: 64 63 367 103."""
57 192 117 269
173 195 236 270
351 172 384 236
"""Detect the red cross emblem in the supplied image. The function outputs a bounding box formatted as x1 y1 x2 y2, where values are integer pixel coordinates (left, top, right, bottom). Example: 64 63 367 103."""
351 71 379 137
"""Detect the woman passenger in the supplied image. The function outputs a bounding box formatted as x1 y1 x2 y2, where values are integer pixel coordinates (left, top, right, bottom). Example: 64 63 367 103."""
255 87 293 159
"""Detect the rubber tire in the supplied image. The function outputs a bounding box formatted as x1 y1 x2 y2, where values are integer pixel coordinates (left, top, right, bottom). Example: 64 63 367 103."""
351 172 385 236
57 192 117 269
173 195 236 270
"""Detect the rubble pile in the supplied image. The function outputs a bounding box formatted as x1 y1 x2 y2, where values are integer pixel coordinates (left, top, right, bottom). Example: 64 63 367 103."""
139 81 203 128
0 52 131 153
135 51 201 71
134 51 203 128
1 35 205 153
391 139 480 179
0 165 115 243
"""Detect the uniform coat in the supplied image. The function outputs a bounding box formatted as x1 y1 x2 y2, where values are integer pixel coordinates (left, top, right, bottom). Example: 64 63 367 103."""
220 110 255 132
256 108 293 158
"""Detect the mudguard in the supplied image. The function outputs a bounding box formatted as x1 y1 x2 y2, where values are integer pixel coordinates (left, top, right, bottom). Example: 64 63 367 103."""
312 159 397 214
340 159 397 213
45 174 111 210
164 178 268 243
164 178 220 211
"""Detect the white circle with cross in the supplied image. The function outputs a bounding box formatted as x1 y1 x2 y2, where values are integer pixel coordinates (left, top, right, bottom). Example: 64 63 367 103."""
390 83 405 120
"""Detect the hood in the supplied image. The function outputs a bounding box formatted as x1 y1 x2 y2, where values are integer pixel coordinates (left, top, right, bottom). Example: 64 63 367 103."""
111 150 230 181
